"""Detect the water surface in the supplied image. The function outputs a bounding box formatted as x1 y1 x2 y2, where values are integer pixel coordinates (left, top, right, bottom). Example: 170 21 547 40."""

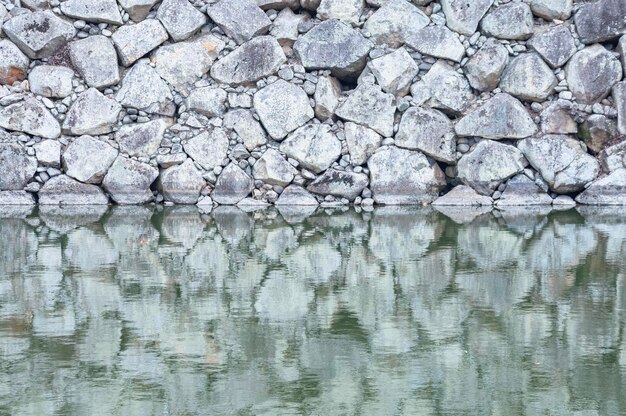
0 205 625 415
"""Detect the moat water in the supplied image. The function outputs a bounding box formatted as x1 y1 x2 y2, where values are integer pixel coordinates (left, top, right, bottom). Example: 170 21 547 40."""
0 205 625 415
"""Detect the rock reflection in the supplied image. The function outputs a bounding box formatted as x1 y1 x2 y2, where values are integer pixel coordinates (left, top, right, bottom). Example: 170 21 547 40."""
0 206 625 415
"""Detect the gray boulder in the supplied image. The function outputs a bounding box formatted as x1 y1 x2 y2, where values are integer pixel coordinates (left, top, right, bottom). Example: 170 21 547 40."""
598 139 626 172
69 35 120 89
464 38 508 92
158 158 205 204
28 65 73 98
614 82 626 135
368 146 446 205
207 0 271 44
541 101 577 135
156 0 207 41
34 140 61 167
275 185 319 206
335 84 395 137
432 185 493 206
111 19 169 67
212 163 254 205
0 98 60 139
115 118 173 157
580 115 619 154
0 191 35 205
457 140 527 195
420 61 474 115
530 0 572 20
317 0 364 24
60 0 123 25
63 136 119 184
363 0 429 48
210 36 286 85
440 0 494 36
575 0 626 44
186 87 227 118
528 25 576 69
253 80 314 140
117 0 159 22
64 88 122 135
271 8 307 45
395 107 455 164
406 25 465 63
279 124 342 173
294 19 372 78
455 93 537 139
0 143 37 191
480 3 534 40
566 44 623 105
518 135 600 193
253 148 297 186
367 47 418 96
0 40 29 85
576 169 626 205
499 53 557 102
38 175 109 205
116 61 174 115
495 174 553 206
307 169 368 200
3 11 75 59
183 129 229 171
345 122 382 165
223 109 267 150
102 156 159 204
314 76 341 119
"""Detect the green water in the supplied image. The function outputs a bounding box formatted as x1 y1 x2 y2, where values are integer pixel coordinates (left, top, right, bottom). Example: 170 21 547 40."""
0 205 625 416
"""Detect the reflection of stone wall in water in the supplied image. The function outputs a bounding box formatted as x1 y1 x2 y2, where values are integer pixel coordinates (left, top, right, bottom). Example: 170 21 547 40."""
2 0 626 206
0 205 625 414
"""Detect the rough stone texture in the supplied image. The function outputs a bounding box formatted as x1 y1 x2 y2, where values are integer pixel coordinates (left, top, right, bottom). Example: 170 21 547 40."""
575 0 626 44
38 175 109 205
210 36 286 85
156 0 207 42
367 47 418 96
294 19 372 78
223 110 267 151
186 87 227 118
530 0 572 21
317 0 364 24
0 191 36 205
368 146 446 205
158 159 205 204
581 115 619 154
207 0 272 44
457 140 527 195
34 139 61 167
102 156 158 204
420 61 474 115
0 143 37 191
464 38 508 92
528 25 576 69
63 136 119 184
253 148 298 186
116 61 174 115
183 129 229 171
499 53 558 102
64 88 122 135
335 84 395 137
599 140 626 172
455 93 537 139
518 135 600 194
406 26 465 63
28 65 73 98
432 185 493 206
566 45 623 105
115 118 173 157
576 169 626 205
253 80 314 140
0 98 61 139
440 0 494 36
314 76 341 119
3 11 75 59
363 0 429 48
541 102 577 135
280 124 342 173
495 174 553 206
69 35 120 89
481 3 534 40
395 107 455 164
345 122 382 166
271 8 307 45
275 185 319 205
118 0 159 22
307 169 368 200
612 81 626 135
0 40 29 85
60 0 123 25
111 19 169 67
212 163 254 205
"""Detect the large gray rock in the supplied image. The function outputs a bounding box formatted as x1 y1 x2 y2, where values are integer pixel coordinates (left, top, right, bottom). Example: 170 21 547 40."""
518 135 600 193
28 65 73 98
440 0 494 36
566 45 623 105
614 82 626 135
432 185 493 206
495 174 553 207
480 3 534 40
63 88 122 135
294 19 372 78
38 175 109 205
528 25 576 69
368 146 446 205
212 163 254 205
207 0 271 44
541 101 577 135
455 93 537 139
575 0 626 44
252 148 297 186
210 36 286 85
60 0 123 25
307 169 368 200
279 124 342 173
111 19 169 67
154 34 224 90
363 0 429 48
69 35 119 89
271 8 307 45
457 140 527 195
186 87 227 118
0 98 60 139
116 61 174 115
117 0 159 22
335 84 395 137
0 40 29 85
317 0 364 24
223 109 267 151
156 0 207 42
499 53 557 102
580 114 619 154
275 185 319 206
345 122 381 165
406 25 465 63
367 47 418 96
464 38 508 92
599 139 626 173
314 76 341 119
63 135 119 184
158 158 205 204
576 169 626 205
530 0 572 21
419 61 474 115
115 118 173 157
34 139 61 167
253 80 314 140
183 128 229 171
0 191 35 205
3 11 75 59
0 143 37 191
102 156 159 204
395 107 455 164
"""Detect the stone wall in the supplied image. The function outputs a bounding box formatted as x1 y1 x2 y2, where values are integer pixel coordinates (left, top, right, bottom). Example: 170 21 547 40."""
0 0 626 207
